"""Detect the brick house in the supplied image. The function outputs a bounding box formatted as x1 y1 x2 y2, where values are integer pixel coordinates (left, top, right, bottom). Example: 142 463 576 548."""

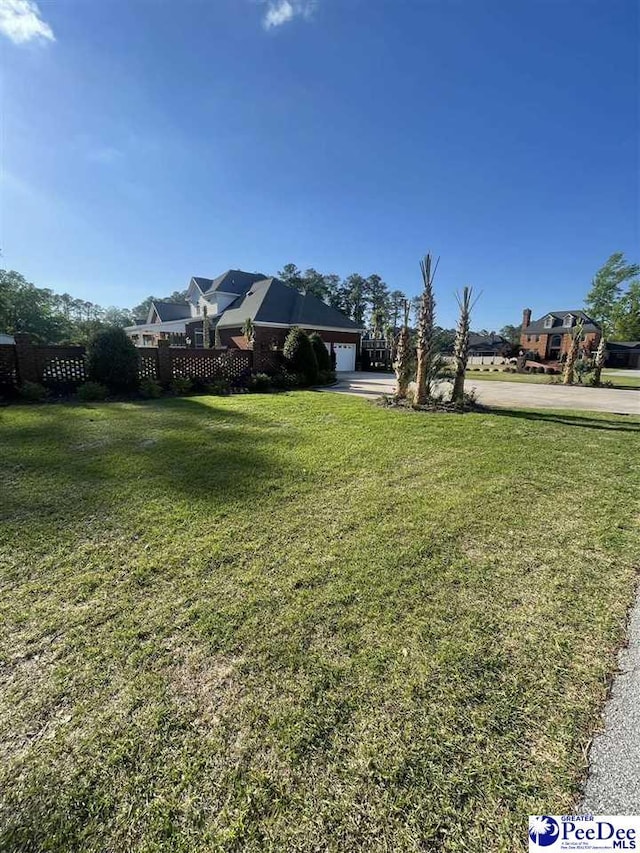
520 308 601 362
125 269 362 371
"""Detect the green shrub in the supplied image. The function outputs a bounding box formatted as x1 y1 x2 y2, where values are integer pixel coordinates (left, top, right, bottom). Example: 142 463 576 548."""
536 366 545 374
87 327 139 393
139 378 163 399
170 377 193 395
247 373 272 393
270 370 299 390
283 327 318 385
318 369 337 386
77 382 108 402
19 381 47 402
309 333 332 373
204 379 230 396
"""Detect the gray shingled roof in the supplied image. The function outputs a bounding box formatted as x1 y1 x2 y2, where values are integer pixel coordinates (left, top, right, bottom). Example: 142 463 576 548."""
190 277 214 292
526 310 600 335
468 333 509 351
607 341 640 350
152 301 192 321
201 270 267 297
217 277 361 330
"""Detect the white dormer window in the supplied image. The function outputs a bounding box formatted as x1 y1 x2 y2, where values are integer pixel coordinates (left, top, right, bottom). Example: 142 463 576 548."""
544 315 553 329
563 314 574 327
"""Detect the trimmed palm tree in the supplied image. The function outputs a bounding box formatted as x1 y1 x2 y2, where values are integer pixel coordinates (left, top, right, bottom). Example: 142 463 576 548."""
591 335 606 386
384 323 395 368
451 286 475 407
393 300 411 400
202 304 210 349
562 320 584 385
242 317 255 345
414 253 439 405
371 308 385 338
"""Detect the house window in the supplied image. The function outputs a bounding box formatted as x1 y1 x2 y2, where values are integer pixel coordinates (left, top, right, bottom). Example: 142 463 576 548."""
563 314 573 327
544 316 553 329
550 335 562 349
535 335 540 343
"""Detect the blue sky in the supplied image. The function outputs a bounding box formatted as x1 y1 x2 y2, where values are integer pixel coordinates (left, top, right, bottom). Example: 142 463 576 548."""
1 0 638 329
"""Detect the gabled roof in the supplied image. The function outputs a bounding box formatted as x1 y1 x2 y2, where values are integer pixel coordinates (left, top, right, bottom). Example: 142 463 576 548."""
442 332 508 354
190 276 215 293
150 301 192 322
468 332 509 351
607 341 640 351
201 270 267 297
526 310 600 335
216 277 361 331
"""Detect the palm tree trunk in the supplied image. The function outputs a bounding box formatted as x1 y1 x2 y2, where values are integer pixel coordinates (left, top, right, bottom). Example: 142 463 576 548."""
393 302 411 400
591 335 606 386
562 321 584 385
414 254 438 405
451 286 473 406
202 305 210 349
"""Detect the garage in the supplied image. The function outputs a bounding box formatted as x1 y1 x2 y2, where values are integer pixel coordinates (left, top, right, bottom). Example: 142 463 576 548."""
333 342 356 372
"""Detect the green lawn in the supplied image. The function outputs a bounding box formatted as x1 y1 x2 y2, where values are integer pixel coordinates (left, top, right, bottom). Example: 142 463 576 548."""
465 369 640 389
1 394 639 852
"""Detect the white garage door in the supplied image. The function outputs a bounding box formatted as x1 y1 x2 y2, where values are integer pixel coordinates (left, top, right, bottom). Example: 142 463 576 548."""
334 343 356 372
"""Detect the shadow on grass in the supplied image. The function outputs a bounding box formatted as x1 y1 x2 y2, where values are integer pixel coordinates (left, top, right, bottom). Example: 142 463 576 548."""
0 397 284 524
488 407 640 432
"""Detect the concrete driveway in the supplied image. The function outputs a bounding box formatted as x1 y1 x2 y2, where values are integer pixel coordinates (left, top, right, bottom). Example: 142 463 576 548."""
327 372 639 415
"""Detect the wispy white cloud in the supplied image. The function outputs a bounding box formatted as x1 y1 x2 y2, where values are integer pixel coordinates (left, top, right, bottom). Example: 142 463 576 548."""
87 146 124 165
0 0 54 44
262 0 317 30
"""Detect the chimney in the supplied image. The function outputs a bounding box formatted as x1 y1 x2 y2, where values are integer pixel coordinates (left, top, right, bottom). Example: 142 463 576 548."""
522 308 531 329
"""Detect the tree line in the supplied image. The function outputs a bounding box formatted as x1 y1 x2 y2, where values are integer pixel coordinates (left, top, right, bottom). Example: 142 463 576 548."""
2 252 637 346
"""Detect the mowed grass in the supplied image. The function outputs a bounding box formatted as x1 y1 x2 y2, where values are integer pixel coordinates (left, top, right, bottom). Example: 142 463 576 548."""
1 394 639 853
466 369 640 389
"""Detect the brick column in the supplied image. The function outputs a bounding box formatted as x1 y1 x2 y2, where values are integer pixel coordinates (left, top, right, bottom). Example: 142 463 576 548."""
157 339 172 384
14 333 39 383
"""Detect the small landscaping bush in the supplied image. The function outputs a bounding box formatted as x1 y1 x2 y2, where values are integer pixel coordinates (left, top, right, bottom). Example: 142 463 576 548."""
283 327 318 385
139 378 163 399
309 333 332 373
170 377 193 395
204 379 231 396
270 370 300 390
318 369 337 386
247 373 272 393
77 382 108 402
19 381 47 402
586 375 613 388
87 327 139 393
536 366 545 374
